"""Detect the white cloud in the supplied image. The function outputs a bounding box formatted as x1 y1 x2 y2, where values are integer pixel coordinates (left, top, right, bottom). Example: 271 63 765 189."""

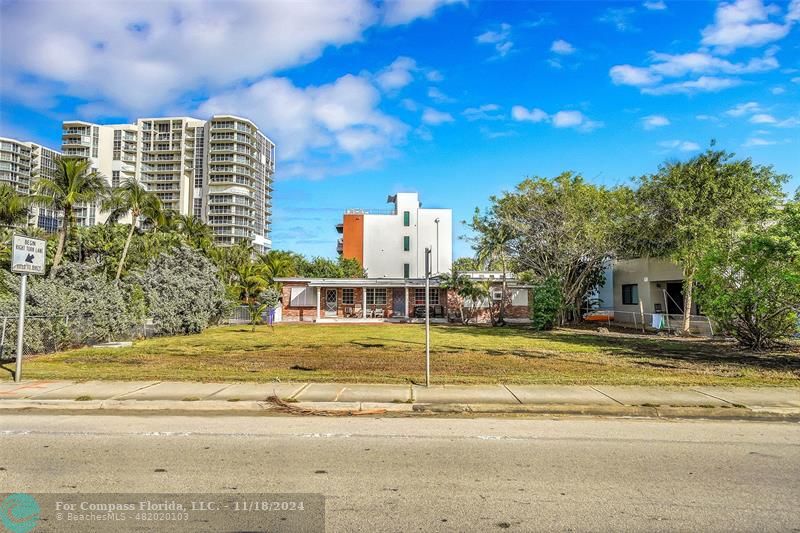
0 0 380 114
743 137 777 146
641 76 742 95
382 0 465 26
610 65 663 86
610 48 779 94
463 104 504 121
647 48 779 77
696 114 720 122
701 0 795 54
725 101 762 116
511 106 602 132
511 106 548 123
658 140 701 151
598 8 638 32
642 115 670 129
421 108 454 125
750 113 777 123
643 1 667 10
427 87 455 103
375 56 417 91
792 77 800 83
771 86 786 94
426 69 444 82
776 117 800 127
197 73 407 177
550 39 576 55
476 23 514 57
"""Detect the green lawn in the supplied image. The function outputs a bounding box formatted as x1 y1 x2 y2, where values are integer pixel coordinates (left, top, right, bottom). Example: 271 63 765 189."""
9 323 800 386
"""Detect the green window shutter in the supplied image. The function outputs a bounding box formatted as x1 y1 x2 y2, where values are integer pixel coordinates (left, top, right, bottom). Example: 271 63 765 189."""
403 236 410 251
403 211 410 226
403 263 410 278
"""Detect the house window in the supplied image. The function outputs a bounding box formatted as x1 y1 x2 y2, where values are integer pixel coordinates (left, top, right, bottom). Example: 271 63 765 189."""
622 284 639 305
403 263 410 278
414 288 439 305
403 210 410 226
366 288 387 306
403 236 410 251
111 171 120 188
367 289 386 305
342 288 354 305
289 286 315 306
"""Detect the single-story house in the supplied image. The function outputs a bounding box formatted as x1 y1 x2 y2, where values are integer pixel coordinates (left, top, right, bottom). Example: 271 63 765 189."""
274 274 532 324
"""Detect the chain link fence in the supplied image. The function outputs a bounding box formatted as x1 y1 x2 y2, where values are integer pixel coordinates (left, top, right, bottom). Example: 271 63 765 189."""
0 316 69 362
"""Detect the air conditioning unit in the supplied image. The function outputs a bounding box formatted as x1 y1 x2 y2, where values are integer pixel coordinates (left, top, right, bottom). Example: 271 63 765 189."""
491 289 503 301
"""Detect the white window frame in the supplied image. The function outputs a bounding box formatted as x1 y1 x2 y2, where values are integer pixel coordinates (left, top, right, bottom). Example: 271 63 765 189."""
289 286 314 306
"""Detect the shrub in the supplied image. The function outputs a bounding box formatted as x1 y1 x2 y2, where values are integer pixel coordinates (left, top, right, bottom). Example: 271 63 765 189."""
696 209 800 350
138 245 228 335
530 277 562 331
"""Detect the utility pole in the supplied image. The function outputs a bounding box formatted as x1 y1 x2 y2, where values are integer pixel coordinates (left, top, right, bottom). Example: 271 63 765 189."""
425 246 431 387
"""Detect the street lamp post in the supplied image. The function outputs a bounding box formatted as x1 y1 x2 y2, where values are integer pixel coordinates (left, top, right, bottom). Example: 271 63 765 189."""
424 246 431 387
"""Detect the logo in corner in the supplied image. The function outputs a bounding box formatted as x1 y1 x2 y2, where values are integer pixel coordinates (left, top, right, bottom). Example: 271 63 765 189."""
0 493 40 533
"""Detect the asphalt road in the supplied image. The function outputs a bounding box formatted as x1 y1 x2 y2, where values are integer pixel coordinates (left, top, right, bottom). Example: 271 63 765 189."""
1 414 798 532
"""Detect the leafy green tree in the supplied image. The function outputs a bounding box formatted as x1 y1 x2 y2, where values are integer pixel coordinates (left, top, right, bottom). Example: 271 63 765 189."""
257 250 297 285
234 262 271 331
439 266 475 323
636 144 787 333
470 210 513 325
0 183 30 227
177 214 213 250
297 256 366 278
32 157 108 277
102 177 164 280
482 172 634 325
696 200 800 349
451 257 480 271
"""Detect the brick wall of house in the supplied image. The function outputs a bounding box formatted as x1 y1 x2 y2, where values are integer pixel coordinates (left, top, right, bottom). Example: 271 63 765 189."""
281 283 316 322
445 288 530 323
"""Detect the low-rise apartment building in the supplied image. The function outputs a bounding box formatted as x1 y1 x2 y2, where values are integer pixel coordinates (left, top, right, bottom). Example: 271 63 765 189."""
336 192 452 278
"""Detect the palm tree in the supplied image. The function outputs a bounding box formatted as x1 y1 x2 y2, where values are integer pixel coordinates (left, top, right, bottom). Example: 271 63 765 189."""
234 262 271 331
257 250 296 286
177 214 213 250
32 157 108 277
0 184 30 227
473 220 512 326
439 267 474 323
102 177 163 280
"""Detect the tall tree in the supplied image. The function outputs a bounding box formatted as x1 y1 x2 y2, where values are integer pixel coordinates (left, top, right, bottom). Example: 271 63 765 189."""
470 210 512 325
636 144 787 333
177 214 213 250
103 177 163 280
481 172 634 326
0 183 30 227
32 157 108 277
257 250 297 285
439 266 476 324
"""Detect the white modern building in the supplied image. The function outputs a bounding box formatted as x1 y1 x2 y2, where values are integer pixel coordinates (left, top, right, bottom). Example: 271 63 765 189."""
0 136 62 231
336 192 452 278
60 115 275 251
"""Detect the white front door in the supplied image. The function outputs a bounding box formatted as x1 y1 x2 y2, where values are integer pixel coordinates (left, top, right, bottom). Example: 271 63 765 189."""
325 289 338 317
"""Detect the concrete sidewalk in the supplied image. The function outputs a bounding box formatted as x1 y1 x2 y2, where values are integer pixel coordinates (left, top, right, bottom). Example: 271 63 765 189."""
0 380 798 418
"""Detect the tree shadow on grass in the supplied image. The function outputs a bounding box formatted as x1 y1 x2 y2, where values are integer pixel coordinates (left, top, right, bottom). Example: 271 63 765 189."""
432 325 800 375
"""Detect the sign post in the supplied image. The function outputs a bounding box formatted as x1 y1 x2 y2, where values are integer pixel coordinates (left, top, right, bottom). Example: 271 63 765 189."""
424 247 431 387
10 235 47 382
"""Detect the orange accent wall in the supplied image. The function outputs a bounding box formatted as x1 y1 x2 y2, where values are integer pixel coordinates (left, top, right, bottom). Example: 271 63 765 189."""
342 214 364 266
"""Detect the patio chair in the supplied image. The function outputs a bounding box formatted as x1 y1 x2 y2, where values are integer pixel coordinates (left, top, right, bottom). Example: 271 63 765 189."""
374 308 385 319
434 305 444 318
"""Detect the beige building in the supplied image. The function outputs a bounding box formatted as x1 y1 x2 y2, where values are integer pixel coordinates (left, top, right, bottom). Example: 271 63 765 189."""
0 136 62 231
60 115 275 251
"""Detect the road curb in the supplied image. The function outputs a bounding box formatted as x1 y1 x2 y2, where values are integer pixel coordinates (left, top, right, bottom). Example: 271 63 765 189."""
1 399 799 420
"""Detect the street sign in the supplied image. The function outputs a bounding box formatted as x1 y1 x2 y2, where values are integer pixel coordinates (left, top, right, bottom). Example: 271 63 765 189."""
11 235 46 276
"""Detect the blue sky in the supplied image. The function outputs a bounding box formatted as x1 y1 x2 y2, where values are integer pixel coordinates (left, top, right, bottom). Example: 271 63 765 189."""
1 0 799 259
